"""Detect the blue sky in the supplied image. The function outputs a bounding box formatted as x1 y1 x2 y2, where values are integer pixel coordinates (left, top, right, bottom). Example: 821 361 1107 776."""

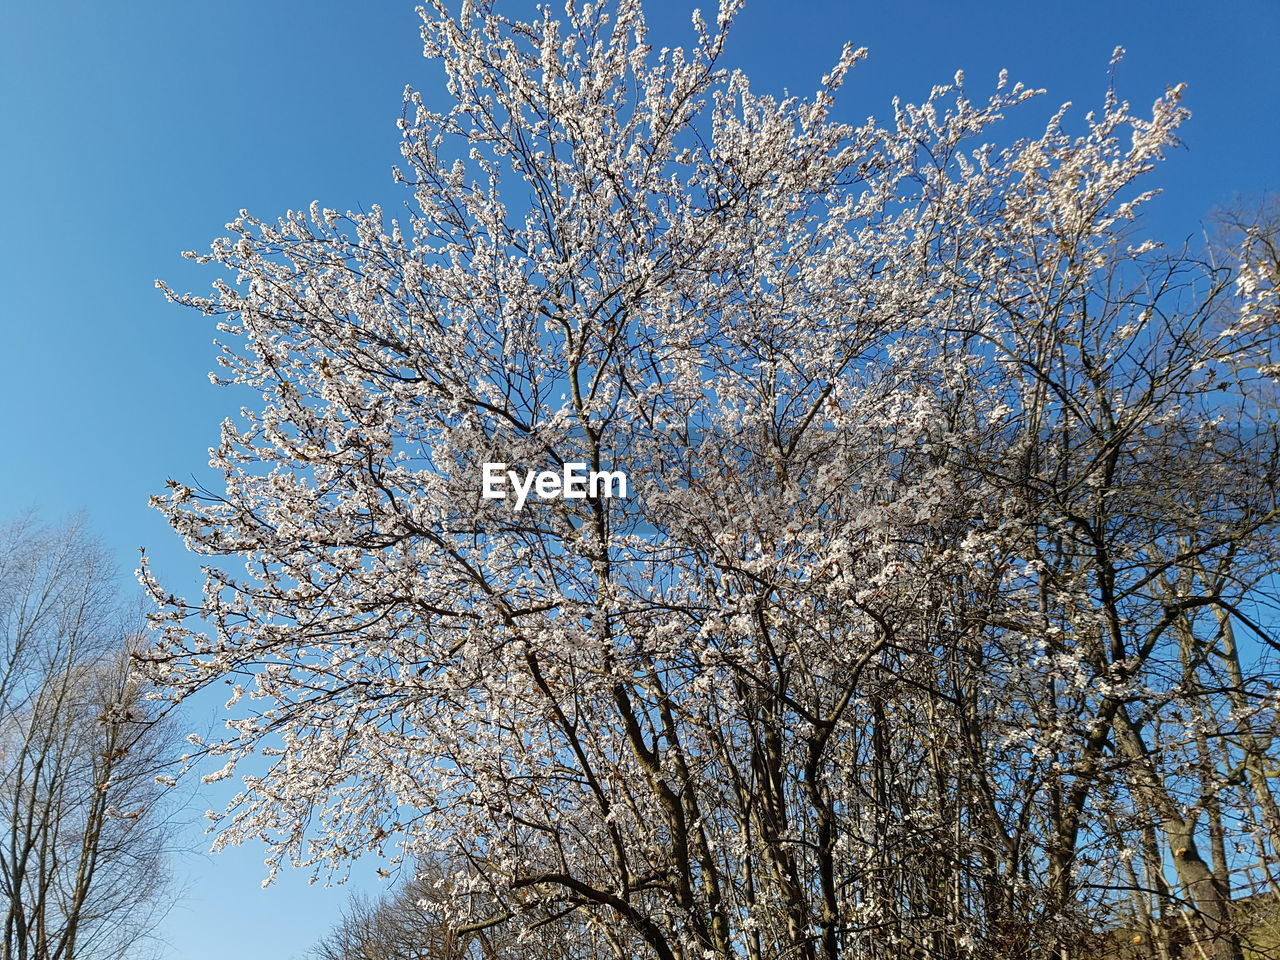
1 2 1276 957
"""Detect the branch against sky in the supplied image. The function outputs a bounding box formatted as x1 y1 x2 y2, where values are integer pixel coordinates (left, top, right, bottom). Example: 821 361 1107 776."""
0 514 179 960
140 2 1280 958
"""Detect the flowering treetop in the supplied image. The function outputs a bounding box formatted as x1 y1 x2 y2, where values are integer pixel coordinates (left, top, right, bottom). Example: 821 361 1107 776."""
142 3 1279 958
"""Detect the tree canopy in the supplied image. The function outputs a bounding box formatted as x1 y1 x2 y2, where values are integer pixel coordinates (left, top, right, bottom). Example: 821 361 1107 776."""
144 2 1280 958
0 515 177 960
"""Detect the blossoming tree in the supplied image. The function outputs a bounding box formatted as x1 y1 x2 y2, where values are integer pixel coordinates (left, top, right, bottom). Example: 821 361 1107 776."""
144 2 1280 958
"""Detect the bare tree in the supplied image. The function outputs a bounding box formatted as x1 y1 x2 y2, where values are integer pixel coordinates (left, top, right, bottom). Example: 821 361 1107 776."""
0 515 177 960
311 857 607 960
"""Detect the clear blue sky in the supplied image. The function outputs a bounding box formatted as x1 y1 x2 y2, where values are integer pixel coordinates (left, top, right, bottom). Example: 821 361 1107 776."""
1 2 1276 957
